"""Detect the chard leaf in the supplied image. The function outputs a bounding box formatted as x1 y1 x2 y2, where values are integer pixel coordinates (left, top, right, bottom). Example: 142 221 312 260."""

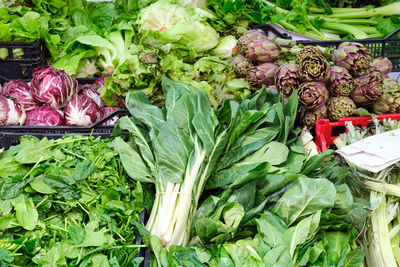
125 90 165 134
273 178 336 226
207 162 268 189
113 116 155 174
110 137 153 183
236 141 289 167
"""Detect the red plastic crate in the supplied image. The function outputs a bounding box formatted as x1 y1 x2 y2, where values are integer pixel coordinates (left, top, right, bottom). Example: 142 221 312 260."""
315 113 400 152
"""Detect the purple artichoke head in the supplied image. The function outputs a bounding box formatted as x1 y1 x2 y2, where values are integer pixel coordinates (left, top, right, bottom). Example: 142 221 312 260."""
352 68 384 106
300 104 327 127
230 54 254 78
237 29 266 55
326 96 356 121
246 63 278 87
371 57 393 76
295 46 324 64
298 81 329 110
371 92 400 115
327 66 354 97
297 51 330 82
274 62 300 96
332 42 372 77
245 38 281 63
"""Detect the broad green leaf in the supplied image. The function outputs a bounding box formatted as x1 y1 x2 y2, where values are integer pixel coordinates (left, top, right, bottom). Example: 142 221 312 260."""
29 175 56 194
207 162 268 189
227 110 264 149
273 178 336 226
226 181 256 212
12 195 38 230
167 246 206 267
68 225 85 244
77 229 110 247
325 231 351 265
1 174 33 199
73 159 96 181
216 137 269 171
126 90 165 134
110 137 153 183
334 184 353 213
113 116 156 174
343 248 364 267
284 211 321 258
257 173 307 195
89 254 111 267
236 141 289 167
223 239 264 266
15 137 54 164
0 213 19 230
255 212 287 248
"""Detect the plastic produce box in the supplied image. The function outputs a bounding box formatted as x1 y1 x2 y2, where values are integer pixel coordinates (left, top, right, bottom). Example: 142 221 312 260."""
0 40 45 83
0 109 129 149
315 113 400 152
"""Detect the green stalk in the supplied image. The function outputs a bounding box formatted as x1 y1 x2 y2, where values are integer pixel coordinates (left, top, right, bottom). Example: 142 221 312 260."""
321 22 369 39
309 6 366 14
367 192 397 267
324 2 400 19
334 19 379 26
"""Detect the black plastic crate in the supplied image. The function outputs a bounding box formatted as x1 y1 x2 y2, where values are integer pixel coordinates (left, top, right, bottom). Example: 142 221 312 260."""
255 25 400 72
0 109 129 149
0 40 45 83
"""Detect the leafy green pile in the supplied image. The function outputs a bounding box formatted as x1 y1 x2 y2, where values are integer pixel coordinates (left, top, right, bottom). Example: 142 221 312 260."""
109 77 369 266
0 135 151 266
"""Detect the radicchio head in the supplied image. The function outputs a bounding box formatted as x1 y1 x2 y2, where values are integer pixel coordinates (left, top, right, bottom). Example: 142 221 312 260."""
25 106 65 126
0 95 26 125
98 106 119 126
80 84 105 108
2 80 37 111
30 66 79 109
64 95 100 126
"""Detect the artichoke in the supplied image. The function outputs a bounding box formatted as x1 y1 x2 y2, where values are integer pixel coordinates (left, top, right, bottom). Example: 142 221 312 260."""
372 78 400 114
326 66 354 97
332 42 372 77
326 96 356 121
299 104 327 127
371 92 400 115
274 62 300 96
384 77 399 91
298 82 329 110
371 57 393 76
297 52 330 82
230 54 254 78
246 63 278 87
295 46 324 64
352 68 384 105
237 29 266 55
245 38 281 63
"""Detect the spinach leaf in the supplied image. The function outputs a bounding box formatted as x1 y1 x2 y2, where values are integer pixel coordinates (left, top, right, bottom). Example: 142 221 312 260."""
12 195 38 231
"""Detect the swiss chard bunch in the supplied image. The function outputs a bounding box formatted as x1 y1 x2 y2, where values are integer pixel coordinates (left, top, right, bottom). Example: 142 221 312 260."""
0 135 150 266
